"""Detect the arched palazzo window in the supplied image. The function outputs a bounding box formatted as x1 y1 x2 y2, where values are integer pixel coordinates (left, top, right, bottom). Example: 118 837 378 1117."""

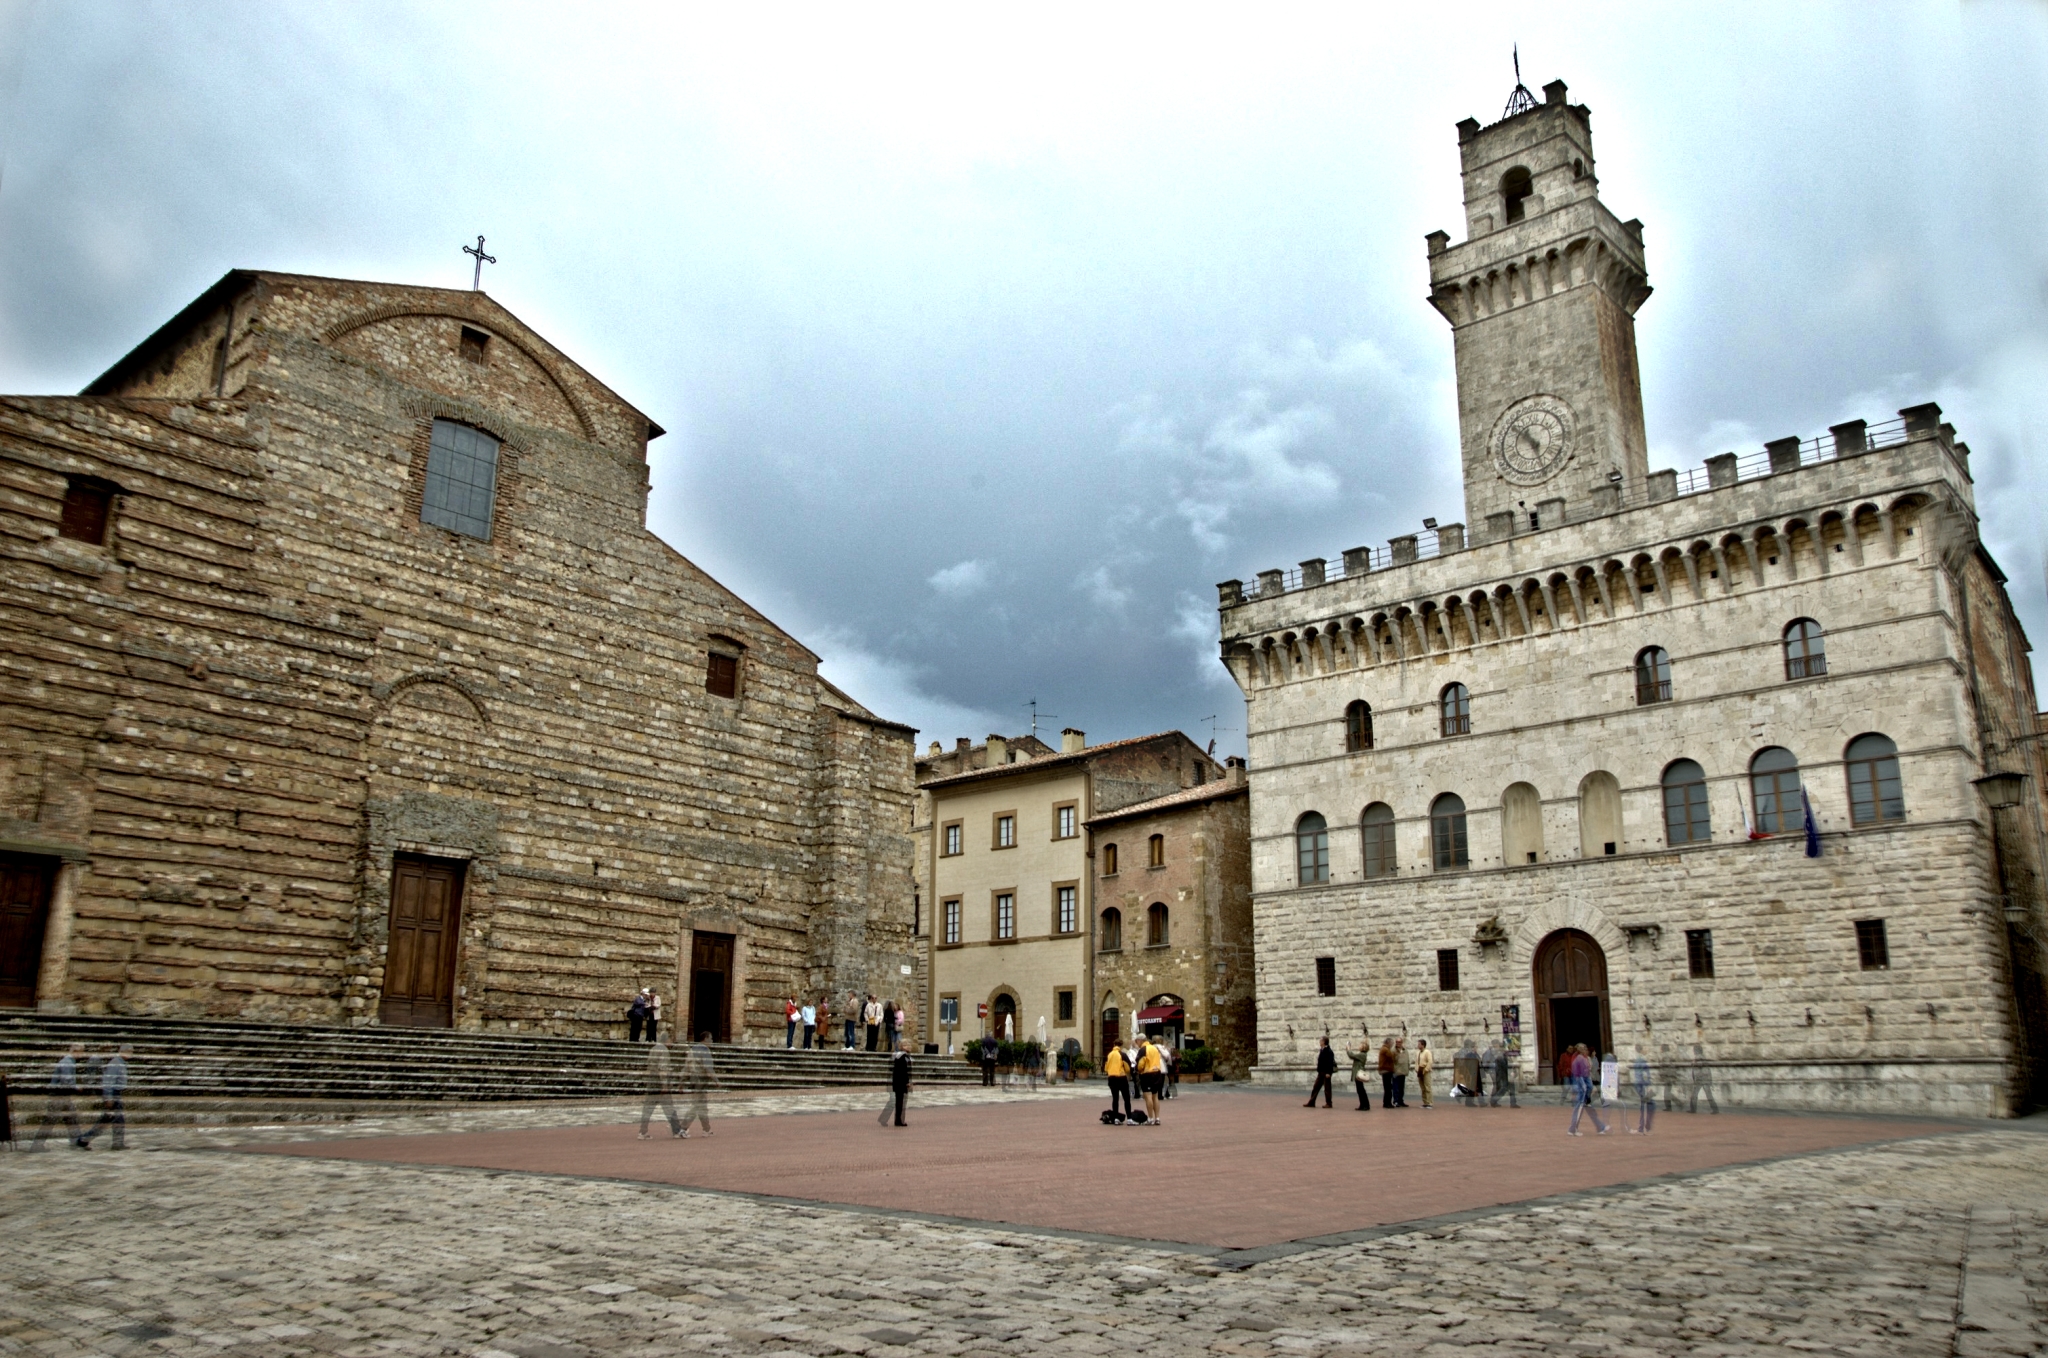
1296 812 1330 885
1101 843 1118 875
1845 734 1905 826
1345 700 1374 752
1501 166 1533 224
1147 834 1165 868
1784 618 1827 679
1099 908 1122 951
1750 747 1803 835
1147 903 1169 946
1635 647 1672 705
1661 759 1712 845
1361 803 1397 880
1430 794 1468 870
1440 683 1471 737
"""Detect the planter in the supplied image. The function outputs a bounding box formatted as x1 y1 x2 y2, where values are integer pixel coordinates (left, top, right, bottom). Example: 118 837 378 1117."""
1180 1072 1214 1083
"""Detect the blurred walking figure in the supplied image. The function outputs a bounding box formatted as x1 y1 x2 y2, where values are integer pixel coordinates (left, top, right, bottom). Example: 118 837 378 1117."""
1487 1041 1519 1107
76 1045 130 1150
1415 1038 1435 1108
639 1036 682 1140
1305 1036 1336 1108
1567 1045 1609 1135
680 1032 715 1136
1351 1041 1374 1110
1104 1041 1132 1121
864 995 882 1051
626 988 651 1042
1629 1048 1656 1134
1687 1041 1719 1113
880 1046 912 1127
30 1044 83 1150
978 1032 998 1086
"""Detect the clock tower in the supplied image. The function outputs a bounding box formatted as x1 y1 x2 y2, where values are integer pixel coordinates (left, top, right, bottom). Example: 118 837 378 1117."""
1425 78 1652 537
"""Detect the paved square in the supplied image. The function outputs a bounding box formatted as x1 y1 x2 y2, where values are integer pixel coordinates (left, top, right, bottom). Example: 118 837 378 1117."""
248 1086 1955 1252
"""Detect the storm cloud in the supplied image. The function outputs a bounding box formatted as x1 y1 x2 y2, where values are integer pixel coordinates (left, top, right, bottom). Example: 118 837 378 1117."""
2 2 2042 753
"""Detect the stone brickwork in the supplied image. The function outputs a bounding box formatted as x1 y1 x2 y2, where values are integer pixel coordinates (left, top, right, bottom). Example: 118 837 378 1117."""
1217 83 2048 1115
1087 767 1257 1077
0 270 917 1040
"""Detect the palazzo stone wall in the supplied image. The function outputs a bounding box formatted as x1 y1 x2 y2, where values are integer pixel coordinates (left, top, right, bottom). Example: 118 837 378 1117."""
0 270 916 1039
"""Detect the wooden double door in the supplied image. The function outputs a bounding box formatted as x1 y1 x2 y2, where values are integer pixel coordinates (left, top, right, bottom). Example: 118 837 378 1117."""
381 856 464 1028
1533 928 1612 1082
0 854 55 1008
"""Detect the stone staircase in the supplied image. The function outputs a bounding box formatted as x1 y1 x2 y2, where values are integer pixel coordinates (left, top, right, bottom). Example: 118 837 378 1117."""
0 1013 978 1125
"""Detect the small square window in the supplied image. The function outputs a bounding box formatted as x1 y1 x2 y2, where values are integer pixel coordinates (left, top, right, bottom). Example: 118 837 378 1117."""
707 652 739 698
1056 988 1076 1023
942 898 961 945
1686 928 1715 979
1315 956 1336 996
941 822 962 857
59 478 114 545
1437 948 1460 992
1603 841 1617 856
459 326 490 364
1855 918 1889 970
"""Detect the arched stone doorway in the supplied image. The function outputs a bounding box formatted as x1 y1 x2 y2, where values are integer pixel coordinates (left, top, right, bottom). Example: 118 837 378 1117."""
1533 929 1612 1082
990 991 1018 1041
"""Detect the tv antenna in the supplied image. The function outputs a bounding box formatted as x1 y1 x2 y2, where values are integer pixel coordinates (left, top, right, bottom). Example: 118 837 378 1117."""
1503 45 1538 119
1198 713 1239 757
1024 699 1060 740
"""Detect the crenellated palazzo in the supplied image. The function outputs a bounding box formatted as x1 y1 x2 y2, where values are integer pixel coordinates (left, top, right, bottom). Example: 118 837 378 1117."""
1217 78 2048 1117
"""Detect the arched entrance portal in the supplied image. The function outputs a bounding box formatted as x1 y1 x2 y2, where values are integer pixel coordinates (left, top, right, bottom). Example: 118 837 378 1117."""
1533 929 1612 1082
990 992 1018 1041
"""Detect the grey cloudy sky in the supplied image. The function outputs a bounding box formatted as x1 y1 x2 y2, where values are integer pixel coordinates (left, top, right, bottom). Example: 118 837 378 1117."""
3 2 2043 756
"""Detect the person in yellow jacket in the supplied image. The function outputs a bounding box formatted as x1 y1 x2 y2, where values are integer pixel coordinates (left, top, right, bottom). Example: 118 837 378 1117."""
1103 1041 1133 1122
1416 1038 1435 1108
1135 1034 1166 1125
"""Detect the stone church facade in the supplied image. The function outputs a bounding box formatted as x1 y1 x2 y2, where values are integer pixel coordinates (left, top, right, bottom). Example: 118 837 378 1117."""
1218 81 2048 1116
0 270 917 1040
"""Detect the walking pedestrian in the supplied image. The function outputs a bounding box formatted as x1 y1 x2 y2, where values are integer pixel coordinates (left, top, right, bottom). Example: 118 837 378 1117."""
1416 1038 1435 1108
879 1045 912 1127
639 1036 682 1140
1391 1039 1412 1108
1305 1037 1336 1108
1487 1040 1519 1107
800 999 817 1049
627 988 650 1043
1686 1041 1719 1114
978 1032 998 1086
1161 1042 1177 1099
647 990 661 1045
1136 1033 1166 1125
1104 1040 1132 1121
1454 1038 1482 1106
1555 1046 1576 1104
1567 1045 1609 1136
76 1045 129 1150
680 1032 715 1136
1628 1048 1656 1134
864 995 882 1051
887 1000 904 1050
1377 1038 1396 1109
1351 1041 1374 1110
30 1044 83 1150
784 996 801 1049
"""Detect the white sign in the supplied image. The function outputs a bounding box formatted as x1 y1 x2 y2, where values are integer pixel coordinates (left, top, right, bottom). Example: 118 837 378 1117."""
1599 1056 1619 1103
900 964 913 975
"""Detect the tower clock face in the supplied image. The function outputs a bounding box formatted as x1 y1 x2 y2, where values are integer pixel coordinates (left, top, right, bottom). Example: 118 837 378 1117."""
1490 395 1577 486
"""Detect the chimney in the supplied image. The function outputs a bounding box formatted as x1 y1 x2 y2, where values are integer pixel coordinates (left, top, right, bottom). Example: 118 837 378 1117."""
955 737 971 754
1060 728 1085 755
1225 756 1247 787
986 734 1007 766
927 741 941 757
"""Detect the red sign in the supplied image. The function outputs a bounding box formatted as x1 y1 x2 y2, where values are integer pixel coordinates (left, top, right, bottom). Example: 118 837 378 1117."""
976 1002 988 1019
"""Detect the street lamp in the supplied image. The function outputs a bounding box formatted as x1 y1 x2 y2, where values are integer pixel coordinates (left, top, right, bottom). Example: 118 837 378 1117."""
1974 770 2030 811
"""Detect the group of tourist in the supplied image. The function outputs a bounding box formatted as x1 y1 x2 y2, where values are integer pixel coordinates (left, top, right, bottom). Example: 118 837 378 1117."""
8 1042 132 1151
1100 1030 1179 1125
784 994 907 1051
625 988 662 1042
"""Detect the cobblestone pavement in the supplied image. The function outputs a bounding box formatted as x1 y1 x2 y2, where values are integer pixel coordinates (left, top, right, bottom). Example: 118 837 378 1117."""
3 1097 2045 1357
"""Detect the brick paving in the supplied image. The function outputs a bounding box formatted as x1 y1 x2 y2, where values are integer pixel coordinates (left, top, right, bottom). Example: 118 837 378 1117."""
3 1086 2045 1357
248 1086 1957 1251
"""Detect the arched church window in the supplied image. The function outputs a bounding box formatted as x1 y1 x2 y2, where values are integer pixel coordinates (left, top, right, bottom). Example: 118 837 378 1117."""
421 419 499 541
1750 747 1803 835
1784 618 1827 679
1296 812 1329 885
1440 683 1471 737
1661 759 1711 845
1635 647 1672 705
1361 803 1397 880
1430 794 1469 870
1345 700 1374 752
1845 734 1904 826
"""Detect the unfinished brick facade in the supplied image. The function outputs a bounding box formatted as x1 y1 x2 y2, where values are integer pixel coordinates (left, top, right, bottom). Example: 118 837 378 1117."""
0 270 917 1040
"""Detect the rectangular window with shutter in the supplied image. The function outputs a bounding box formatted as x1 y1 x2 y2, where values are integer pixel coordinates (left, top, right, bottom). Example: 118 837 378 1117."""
1315 956 1336 996
706 652 739 698
1437 948 1460 991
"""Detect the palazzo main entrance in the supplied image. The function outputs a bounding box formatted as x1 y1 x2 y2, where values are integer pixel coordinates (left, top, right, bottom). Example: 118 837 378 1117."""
380 855 464 1028
0 853 54 1008
1533 928 1612 1082
688 930 734 1044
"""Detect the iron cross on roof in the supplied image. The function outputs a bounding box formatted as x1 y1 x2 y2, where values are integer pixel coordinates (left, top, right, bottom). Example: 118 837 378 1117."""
463 235 497 291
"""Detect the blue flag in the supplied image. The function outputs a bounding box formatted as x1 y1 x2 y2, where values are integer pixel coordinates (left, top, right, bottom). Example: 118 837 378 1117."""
1801 788 1821 858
